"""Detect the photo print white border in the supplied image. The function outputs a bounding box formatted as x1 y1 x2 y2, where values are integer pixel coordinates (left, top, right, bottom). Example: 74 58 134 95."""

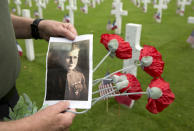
43 35 93 109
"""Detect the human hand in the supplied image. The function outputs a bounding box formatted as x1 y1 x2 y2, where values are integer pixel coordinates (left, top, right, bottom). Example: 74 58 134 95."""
38 20 78 41
25 101 76 131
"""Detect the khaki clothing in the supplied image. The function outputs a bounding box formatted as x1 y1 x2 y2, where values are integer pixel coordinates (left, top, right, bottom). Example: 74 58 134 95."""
46 67 88 101
65 70 88 100
0 0 20 99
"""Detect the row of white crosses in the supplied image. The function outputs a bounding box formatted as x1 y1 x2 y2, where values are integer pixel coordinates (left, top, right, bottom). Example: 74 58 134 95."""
14 0 46 18
133 0 193 23
177 0 192 16
14 0 47 61
13 0 34 61
131 0 171 15
111 0 128 34
65 0 104 25
91 0 104 8
66 0 77 25
132 0 150 9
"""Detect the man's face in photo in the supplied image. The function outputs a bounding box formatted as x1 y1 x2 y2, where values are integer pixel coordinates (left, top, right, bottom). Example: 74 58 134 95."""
64 48 79 71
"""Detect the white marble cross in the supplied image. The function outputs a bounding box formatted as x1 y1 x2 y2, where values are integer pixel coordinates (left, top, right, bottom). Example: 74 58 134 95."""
131 0 136 5
96 0 101 5
154 0 168 23
14 0 22 15
137 0 141 8
131 0 143 7
66 0 77 25
58 0 66 11
141 0 150 13
92 0 96 8
22 9 35 61
123 23 142 76
26 0 32 7
153 0 157 5
45 0 49 4
177 0 191 16
81 0 90 14
74 0 77 7
165 0 171 3
36 0 46 18
111 0 128 34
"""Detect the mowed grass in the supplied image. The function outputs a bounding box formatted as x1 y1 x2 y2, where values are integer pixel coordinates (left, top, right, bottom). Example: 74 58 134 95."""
9 0 194 130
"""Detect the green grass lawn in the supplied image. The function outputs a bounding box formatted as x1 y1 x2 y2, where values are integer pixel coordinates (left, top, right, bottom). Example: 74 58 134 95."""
9 0 194 130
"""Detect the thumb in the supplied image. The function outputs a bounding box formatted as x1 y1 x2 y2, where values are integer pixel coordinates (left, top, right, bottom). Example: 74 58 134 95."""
49 101 70 113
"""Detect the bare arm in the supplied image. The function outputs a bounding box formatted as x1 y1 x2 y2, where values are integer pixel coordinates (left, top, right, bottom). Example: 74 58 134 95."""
11 14 33 39
11 15 78 41
0 101 76 131
0 118 30 131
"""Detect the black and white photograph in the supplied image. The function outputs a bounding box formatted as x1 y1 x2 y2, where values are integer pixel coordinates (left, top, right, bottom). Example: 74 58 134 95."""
44 35 93 109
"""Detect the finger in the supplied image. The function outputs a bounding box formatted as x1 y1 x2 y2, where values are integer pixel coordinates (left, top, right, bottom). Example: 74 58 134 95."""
65 23 78 36
61 108 76 118
59 27 76 40
49 101 70 113
68 108 76 113
60 108 76 127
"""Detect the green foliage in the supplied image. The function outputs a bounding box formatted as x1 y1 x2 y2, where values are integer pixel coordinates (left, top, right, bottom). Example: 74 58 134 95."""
3 94 39 121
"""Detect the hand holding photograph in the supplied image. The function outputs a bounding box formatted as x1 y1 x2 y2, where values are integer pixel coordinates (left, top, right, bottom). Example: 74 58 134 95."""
44 35 93 109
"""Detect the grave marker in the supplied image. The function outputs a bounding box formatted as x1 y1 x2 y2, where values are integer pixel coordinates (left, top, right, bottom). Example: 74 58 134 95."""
58 0 66 11
36 0 46 18
81 0 90 14
123 23 142 76
96 0 100 5
188 16 194 24
92 0 96 8
66 0 77 25
14 0 22 16
26 0 32 7
177 0 191 16
154 0 168 23
22 9 35 61
111 0 128 34
142 0 150 12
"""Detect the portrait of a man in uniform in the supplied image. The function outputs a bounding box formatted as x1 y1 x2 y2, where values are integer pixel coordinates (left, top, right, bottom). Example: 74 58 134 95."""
46 41 89 101
63 45 88 100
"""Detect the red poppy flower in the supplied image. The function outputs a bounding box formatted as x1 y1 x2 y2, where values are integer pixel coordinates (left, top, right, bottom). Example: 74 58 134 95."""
113 72 142 100
139 45 164 78
100 34 132 59
146 78 175 114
